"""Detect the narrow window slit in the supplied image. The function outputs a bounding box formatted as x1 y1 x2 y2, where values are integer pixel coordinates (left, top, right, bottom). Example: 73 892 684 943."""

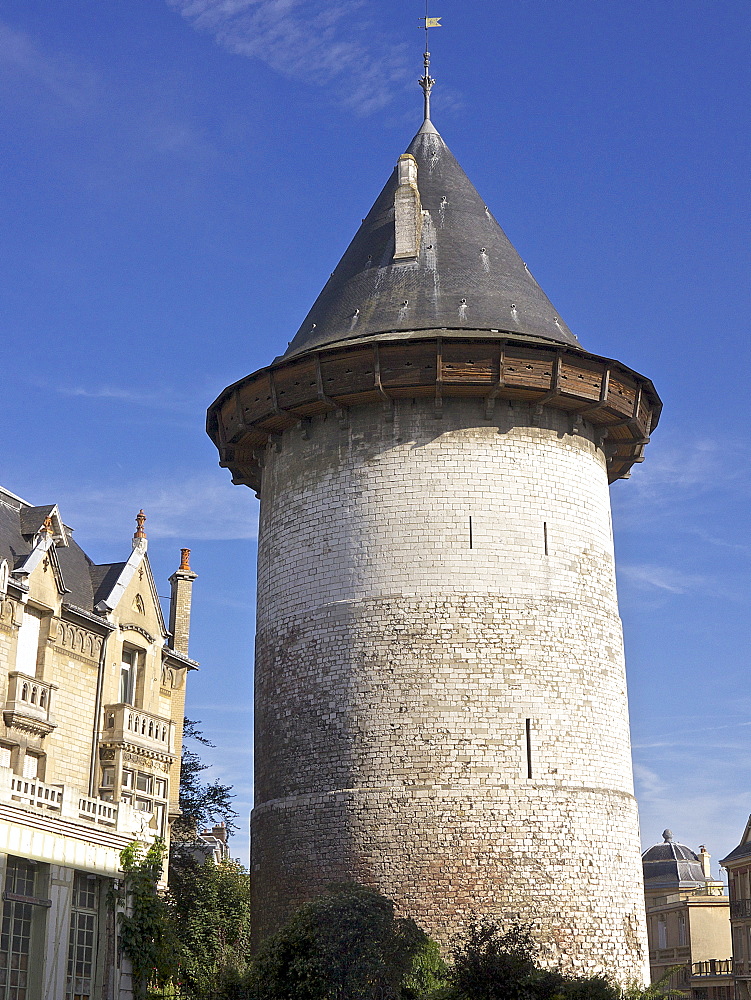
525 719 533 779
469 516 473 550
543 521 549 556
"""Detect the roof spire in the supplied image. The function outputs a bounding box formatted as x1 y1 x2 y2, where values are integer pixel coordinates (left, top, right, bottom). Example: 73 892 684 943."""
419 1 440 121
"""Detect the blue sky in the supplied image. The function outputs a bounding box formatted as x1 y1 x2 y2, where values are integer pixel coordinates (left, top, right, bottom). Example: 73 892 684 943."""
1 0 749 875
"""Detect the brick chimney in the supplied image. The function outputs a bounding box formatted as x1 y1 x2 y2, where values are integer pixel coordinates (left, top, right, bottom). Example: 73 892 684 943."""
168 549 197 656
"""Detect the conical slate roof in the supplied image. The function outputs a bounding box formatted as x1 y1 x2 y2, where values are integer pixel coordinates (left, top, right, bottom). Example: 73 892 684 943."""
284 120 581 359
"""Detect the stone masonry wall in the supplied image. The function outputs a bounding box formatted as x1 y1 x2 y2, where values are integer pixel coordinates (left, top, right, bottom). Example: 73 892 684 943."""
253 397 648 980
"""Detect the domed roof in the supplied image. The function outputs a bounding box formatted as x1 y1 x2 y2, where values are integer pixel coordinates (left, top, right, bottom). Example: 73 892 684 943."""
642 829 707 889
284 119 581 360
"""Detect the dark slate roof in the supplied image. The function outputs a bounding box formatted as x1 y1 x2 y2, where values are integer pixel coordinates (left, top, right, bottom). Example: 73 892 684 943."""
720 817 751 865
643 831 706 888
56 541 96 610
0 501 29 572
0 488 124 616
284 119 581 360
19 505 55 537
90 563 126 608
720 842 751 864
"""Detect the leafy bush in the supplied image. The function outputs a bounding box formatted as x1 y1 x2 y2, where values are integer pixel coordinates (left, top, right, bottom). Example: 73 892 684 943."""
248 883 444 1000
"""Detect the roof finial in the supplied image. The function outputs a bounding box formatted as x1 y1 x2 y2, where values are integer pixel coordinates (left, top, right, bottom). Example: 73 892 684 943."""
419 1 441 121
134 509 147 540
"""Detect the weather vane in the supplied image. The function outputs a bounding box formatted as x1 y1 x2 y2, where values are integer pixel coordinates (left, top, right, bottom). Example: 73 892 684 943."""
419 0 442 121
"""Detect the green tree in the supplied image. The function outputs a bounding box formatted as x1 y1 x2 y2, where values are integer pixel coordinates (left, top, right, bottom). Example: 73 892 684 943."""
249 883 445 1000
168 856 252 997
118 839 176 1000
171 718 238 846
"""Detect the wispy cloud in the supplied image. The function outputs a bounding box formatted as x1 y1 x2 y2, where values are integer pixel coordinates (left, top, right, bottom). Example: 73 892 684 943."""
27 474 258 542
0 19 96 111
633 762 666 801
44 381 195 415
619 562 706 594
166 0 412 114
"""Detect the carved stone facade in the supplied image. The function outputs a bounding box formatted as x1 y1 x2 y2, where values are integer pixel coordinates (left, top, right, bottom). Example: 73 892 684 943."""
0 486 197 1000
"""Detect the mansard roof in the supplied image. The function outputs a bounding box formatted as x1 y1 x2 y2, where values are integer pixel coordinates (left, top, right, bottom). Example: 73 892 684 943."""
284 120 581 360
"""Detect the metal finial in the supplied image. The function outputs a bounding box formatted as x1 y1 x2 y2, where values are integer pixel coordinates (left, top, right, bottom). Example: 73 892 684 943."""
419 1 441 121
663 829 674 843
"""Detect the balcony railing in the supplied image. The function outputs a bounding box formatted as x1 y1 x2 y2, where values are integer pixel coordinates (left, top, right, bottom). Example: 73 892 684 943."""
692 960 733 977
3 672 57 733
730 898 751 919
102 704 175 757
0 766 154 840
9 774 63 811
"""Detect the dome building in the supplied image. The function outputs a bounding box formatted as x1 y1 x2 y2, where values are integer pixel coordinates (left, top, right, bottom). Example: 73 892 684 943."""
642 830 731 996
208 66 660 979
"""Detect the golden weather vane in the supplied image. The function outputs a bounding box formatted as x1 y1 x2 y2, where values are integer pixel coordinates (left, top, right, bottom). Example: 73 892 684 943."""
419 0 442 121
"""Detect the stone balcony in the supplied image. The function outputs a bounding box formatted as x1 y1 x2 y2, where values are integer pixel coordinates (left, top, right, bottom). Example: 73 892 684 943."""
0 765 154 840
101 704 175 760
3 671 57 737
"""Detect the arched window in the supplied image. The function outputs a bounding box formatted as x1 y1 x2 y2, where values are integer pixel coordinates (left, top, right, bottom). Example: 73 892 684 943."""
133 594 145 614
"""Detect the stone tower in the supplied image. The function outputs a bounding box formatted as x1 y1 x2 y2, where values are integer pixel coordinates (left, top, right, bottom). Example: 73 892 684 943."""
207 114 660 978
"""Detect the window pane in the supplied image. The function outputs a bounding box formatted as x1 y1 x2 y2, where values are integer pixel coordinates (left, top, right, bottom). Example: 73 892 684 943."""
21 756 37 780
121 770 134 789
15 611 41 675
66 874 98 1000
135 773 152 794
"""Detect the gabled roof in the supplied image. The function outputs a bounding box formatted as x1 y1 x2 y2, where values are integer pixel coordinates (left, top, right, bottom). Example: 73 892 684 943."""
0 488 159 629
721 814 751 866
284 120 581 360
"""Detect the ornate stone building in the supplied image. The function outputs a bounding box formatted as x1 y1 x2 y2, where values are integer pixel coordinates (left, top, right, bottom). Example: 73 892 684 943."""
208 107 660 978
721 815 751 1000
0 485 196 999
643 830 731 998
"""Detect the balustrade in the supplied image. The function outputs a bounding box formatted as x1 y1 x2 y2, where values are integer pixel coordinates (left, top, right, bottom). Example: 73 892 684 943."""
3 672 57 732
692 960 733 977
0 766 154 839
102 703 174 756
